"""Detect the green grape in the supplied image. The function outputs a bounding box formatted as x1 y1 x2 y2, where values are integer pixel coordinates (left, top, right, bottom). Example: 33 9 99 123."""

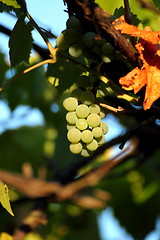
87 113 101 128
81 130 93 143
67 124 76 130
81 147 91 157
100 121 108 134
96 135 105 145
56 32 70 50
99 109 106 119
64 28 78 45
70 142 82 154
95 37 106 46
89 104 100 114
71 88 83 101
69 43 83 58
67 128 81 143
86 139 98 151
77 75 91 89
83 32 96 47
80 90 95 105
66 16 82 31
102 42 114 56
76 104 90 118
98 84 109 97
101 55 112 63
76 119 88 130
66 111 78 125
92 127 103 138
63 97 78 111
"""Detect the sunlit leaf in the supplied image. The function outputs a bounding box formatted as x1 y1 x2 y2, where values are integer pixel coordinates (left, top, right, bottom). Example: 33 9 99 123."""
0 181 14 216
0 0 20 8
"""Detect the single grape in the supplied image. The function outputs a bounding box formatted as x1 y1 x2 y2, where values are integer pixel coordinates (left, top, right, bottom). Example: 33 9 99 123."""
77 75 91 89
102 42 114 56
63 97 78 111
100 121 108 134
80 90 95 105
67 128 81 143
92 127 103 138
70 142 82 154
101 55 112 63
80 147 91 157
83 32 96 47
66 111 78 125
66 16 82 31
89 104 100 114
81 129 93 143
71 88 83 101
67 124 76 130
96 135 105 145
99 109 106 119
56 32 70 50
76 119 88 130
69 43 83 58
64 28 78 45
86 139 98 151
87 113 101 128
76 104 90 118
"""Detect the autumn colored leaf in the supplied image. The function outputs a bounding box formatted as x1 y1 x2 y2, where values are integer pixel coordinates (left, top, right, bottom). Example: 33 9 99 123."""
113 16 160 109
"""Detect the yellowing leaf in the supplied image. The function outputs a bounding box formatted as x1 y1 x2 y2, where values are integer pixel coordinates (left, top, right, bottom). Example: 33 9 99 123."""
0 0 20 8
0 181 14 216
114 16 160 109
0 232 12 240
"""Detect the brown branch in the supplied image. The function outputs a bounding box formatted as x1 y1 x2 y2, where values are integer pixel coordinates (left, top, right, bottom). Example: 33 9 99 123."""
137 0 160 14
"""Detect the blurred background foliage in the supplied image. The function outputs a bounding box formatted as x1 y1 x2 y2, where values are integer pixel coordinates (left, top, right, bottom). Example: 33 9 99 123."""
0 0 160 239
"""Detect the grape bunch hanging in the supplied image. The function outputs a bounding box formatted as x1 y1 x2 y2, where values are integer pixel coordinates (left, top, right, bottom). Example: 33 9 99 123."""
63 84 108 157
56 16 114 62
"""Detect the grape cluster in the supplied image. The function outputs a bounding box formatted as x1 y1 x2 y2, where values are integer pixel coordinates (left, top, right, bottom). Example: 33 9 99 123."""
56 16 114 63
63 87 108 157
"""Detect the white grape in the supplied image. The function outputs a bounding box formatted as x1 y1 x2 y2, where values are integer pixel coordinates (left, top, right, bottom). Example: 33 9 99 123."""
76 119 88 130
87 113 101 128
67 128 81 143
70 142 82 154
63 97 78 111
66 111 78 125
86 139 98 151
92 127 103 138
76 104 90 118
81 130 93 143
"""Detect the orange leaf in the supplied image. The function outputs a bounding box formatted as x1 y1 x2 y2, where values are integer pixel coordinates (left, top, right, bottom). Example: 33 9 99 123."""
114 16 160 109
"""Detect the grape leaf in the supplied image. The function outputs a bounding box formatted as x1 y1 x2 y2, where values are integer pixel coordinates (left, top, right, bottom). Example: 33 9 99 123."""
46 57 84 93
0 181 14 216
114 16 160 110
9 14 33 67
0 0 20 8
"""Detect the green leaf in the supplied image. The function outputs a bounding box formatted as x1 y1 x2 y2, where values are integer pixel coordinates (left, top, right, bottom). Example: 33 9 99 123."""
9 14 33 67
46 57 85 94
113 6 141 26
152 0 160 9
0 0 20 8
0 181 14 216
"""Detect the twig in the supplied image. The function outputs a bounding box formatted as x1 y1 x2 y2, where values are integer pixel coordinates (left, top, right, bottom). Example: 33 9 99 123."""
137 0 160 14
0 58 56 92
